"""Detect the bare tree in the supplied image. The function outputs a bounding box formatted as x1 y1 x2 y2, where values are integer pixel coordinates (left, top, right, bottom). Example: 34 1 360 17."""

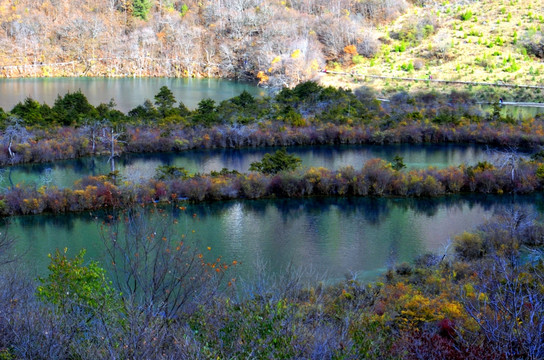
100 123 125 175
82 118 105 154
100 208 228 358
487 147 527 184
3 117 32 164
461 255 544 359
0 226 15 266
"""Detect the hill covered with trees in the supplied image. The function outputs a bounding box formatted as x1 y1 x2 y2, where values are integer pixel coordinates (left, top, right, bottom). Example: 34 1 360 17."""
0 0 410 85
322 0 544 99
1 0 543 90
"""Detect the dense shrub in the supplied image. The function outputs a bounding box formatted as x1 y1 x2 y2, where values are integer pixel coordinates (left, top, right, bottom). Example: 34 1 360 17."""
357 29 381 57
1 156 542 217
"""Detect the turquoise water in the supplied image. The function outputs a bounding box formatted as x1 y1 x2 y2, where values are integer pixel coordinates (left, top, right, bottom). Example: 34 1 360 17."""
0 77 264 112
1 143 492 188
6 195 541 281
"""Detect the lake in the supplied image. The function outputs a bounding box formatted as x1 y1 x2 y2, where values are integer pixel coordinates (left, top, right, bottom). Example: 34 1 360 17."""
6 195 542 282
1 143 494 188
479 103 544 119
2 78 543 119
0 78 264 112
0 77 538 284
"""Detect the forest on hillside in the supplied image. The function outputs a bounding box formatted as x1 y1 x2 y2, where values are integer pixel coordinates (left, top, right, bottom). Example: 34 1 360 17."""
0 0 408 84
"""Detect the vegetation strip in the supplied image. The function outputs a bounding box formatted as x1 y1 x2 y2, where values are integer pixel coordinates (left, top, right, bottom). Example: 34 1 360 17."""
325 71 544 89
3 152 544 216
1 82 544 168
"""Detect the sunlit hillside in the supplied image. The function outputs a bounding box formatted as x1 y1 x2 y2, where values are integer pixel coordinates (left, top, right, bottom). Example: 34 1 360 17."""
0 0 542 94
321 0 544 99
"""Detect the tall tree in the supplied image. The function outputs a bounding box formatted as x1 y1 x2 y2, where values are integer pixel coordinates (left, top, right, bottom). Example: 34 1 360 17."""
249 148 302 174
154 86 177 118
100 123 125 177
193 98 217 125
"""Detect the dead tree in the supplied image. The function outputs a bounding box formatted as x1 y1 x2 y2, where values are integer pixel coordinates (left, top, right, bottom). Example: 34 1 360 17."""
487 146 527 184
461 255 544 359
99 208 228 358
3 117 32 164
81 118 105 155
100 123 125 177
0 221 16 266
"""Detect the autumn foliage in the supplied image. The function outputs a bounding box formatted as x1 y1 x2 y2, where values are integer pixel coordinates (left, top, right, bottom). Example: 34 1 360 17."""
1 155 543 216
1 207 542 358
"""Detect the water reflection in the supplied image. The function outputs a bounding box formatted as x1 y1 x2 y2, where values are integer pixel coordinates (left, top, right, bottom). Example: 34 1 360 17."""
1 144 493 188
5 194 543 282
0 78 262 112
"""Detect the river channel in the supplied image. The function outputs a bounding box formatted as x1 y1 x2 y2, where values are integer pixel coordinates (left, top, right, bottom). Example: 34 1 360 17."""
1 144 495 188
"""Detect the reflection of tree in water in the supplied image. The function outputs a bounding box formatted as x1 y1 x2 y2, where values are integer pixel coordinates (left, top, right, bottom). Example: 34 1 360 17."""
0 169 7 189
386 241 399 271
164 194 541 226
533 194 544 215
40 168 53 186
12 212 95 232
124 160 163 183
5 194 541 242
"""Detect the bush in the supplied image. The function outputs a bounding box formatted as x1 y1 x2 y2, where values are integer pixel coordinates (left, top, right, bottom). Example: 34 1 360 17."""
396 262 413 276
249 149 302 174
454 232 485 260
155 165 190 180
401 61 415 72
460 10 473 21
357 30 380 58
352 55 365 64
37 249 117 315
413 59 425 70
394 41 408 52
391 15 438 46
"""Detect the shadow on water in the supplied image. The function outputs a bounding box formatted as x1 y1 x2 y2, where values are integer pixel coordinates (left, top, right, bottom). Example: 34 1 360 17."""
4 193 543 281
8 193 543 230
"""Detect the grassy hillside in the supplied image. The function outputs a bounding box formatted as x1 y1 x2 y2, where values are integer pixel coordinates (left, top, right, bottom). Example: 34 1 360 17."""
320 0 544 100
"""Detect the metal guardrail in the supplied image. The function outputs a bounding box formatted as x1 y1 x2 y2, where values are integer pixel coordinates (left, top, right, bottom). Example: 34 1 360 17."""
478 102 544 107
324 71 544 90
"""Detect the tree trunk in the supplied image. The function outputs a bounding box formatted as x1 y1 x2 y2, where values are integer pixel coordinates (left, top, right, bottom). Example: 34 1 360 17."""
110 129 115 173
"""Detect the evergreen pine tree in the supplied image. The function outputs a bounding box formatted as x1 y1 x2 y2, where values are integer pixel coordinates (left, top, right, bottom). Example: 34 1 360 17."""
133 0 152 20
